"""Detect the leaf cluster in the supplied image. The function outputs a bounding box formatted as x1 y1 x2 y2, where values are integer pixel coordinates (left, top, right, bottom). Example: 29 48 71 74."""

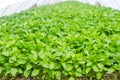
0 1 120 80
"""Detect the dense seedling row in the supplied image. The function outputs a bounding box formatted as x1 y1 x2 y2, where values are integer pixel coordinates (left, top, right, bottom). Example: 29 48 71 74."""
0 1 120 80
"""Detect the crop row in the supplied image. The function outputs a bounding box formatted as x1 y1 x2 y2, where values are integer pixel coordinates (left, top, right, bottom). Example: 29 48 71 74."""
0 1 120 80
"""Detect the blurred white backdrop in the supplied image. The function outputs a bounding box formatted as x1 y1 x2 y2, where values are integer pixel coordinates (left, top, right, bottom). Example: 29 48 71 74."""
0 0 26 9
0 0 120 17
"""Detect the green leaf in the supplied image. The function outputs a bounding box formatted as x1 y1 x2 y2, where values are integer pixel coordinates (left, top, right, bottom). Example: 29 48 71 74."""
10 68 17 76
92 65 99 72
86 60 93 66
1 52 9 56
96 72 102 79
86 67 91 74
17 59 26 65
69 77 75 80
97 63 104 70
55 71 61 80
49 62 55 69
10 56 16 61
39 50 46 59
31 69 39 76
0 55 5 62
18 68 23 74
26 63 33 70
43 68 49 73
0 67 3 73
106 68 115 74
31 50 38 61
41 62 49 68
76 68 81 73
62 63 73 71
24 70 31 78
75 71 82 77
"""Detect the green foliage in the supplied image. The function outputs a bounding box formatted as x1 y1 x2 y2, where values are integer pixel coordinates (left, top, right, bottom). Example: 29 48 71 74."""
31 69 39 76
0 1 120 80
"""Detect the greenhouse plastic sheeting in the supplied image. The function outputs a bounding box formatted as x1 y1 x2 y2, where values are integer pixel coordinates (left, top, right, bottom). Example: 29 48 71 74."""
0 0 120 17
97 0 120 10
3 2 24 16
0 0 38 17
15 0 32 13
86 0 97 5
37 0 59 6
0 0 61 17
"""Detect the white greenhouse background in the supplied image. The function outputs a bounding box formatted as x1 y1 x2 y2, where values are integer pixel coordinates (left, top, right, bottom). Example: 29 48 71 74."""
0 0 120 17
